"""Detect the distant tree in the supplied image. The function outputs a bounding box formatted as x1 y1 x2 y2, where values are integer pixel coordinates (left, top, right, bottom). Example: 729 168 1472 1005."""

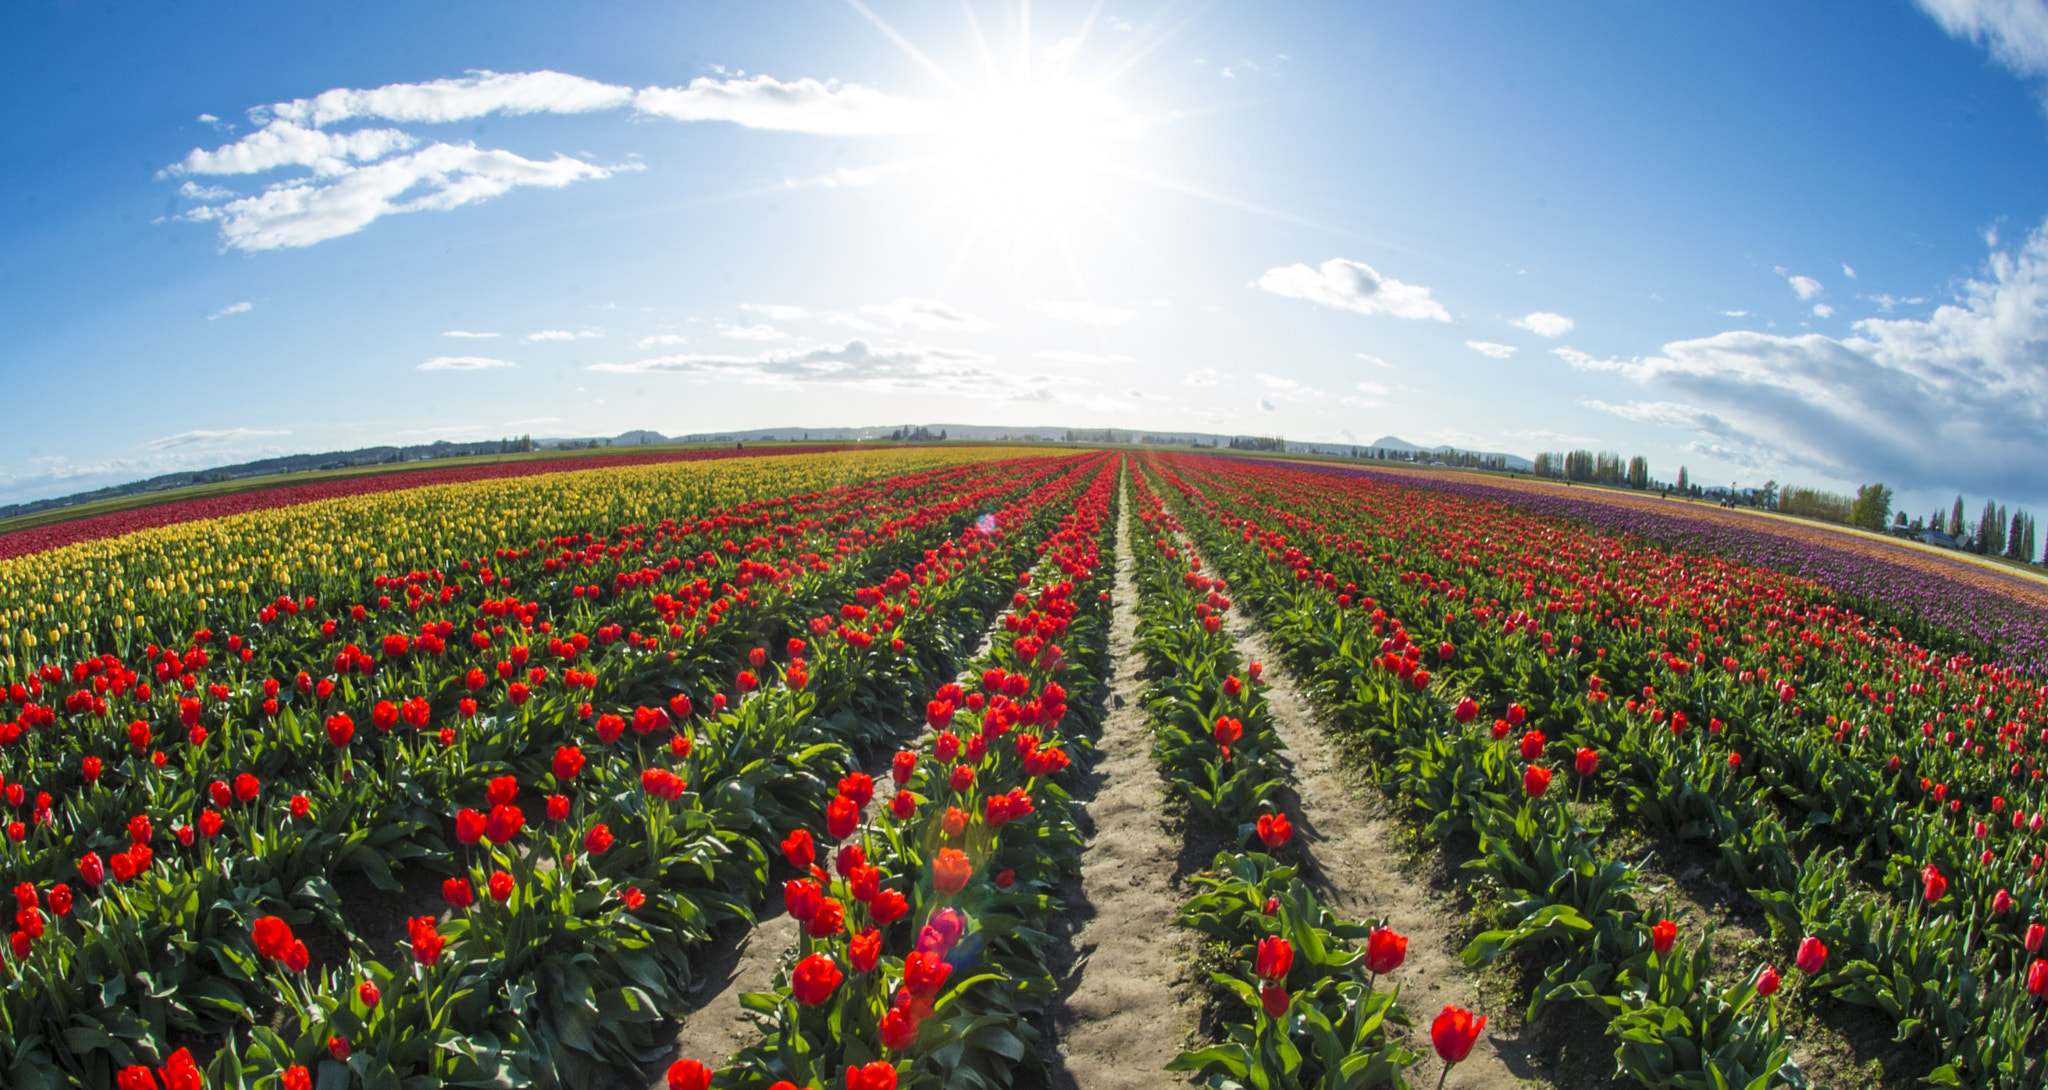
1894 510 1909 527
1593 451 1623 483
1677 466 1689 492
1532 452 1553 477
1781 485 1853 523
1953 496 1968 540
2008 509 2033 561
1930 508 1947 535
1757 480 1778 510
1626 456 1649 489
1849 483 1893 531
1978 499 2003 555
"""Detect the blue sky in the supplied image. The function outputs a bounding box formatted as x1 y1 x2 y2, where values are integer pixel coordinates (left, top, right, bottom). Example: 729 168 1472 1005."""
4 0 2047 520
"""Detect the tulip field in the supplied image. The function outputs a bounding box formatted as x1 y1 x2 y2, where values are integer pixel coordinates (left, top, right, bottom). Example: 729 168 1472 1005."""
3 445 2047 1090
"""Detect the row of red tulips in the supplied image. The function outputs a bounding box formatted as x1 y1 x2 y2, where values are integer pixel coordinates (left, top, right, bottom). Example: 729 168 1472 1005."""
658 456 1121 1090
0 454 1109 1088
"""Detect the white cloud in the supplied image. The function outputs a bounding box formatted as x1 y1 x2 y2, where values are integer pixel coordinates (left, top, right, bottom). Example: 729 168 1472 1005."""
177 181 236 201
742 304 812 322
717 323 787 341
1787 274 1825 300
269 70 634 128
168 120 418 176
1917 0 2048 78
207 301 253 320
586 339 1082 404
632 75 953 136
1184 368 1220 386
1256 373 1322 402
1511 311 1574 337
1842 263 1858 279
1865 294 1927 313
1721 309 1751 317
1552 346 1643 375
182 143 621 251
1356 353 1394 369
136 427 289 452
1029 300 1131 326
419 356 516 371
1255 258 1450 321
1465 340 1518 359
1355 381 1389 396
637 334 688 348
1036 350 1136 365
1575 218 2048 498
525 328 603 342
1812 303 1835 318
443 330 499 338
860 297 990 331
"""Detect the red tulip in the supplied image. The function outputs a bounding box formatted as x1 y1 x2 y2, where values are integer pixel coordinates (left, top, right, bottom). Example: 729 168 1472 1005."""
933 848 972 895
358 980 380 1008
1256 813 1292 849
324 714 354 747
849 927 882 972
1523 766 1552 797
1213 716 1243 746
1254 936 1293 982
881 1006 920 1050
1259 984 1290 1017
1650 919 1676 955
408 916 444 964
1518 730 1545 761
2027 923 2045 952
585 823 614 854
1452 697 1478 723
552 746 584 781
489 871 514 902
666 1060 712 1090
782 828 815 869
1795 936 1826 975
1923 864 1948 904
484 804 524 844
871 888 910 924
806 898 846 937
1756 965 1781 996
1575 747 1598 776
845 1061 897 1090
903 949 952 998
826 794 859 839
282 1067 312 1090
1365 927 1407 975
790 953 843 1005
2030 958 2048 998
1430 1005 1486 1064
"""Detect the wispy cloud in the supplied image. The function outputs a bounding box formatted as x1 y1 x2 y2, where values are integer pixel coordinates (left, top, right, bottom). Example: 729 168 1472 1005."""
1029 299 1131 326
525 328 603 342
636 334 688 348
1571 217 2048 498
1786 273 1824 300
587 338 1081 404
717 323 787 341
860 297 990 330
443 330 499 338
741 303 812 322
1255 258 1450 321
1255 373 1323 402
1511 311 1574 337
136 427 289 452
418 356 516 371
1465 340 1517 358
207 301 253 320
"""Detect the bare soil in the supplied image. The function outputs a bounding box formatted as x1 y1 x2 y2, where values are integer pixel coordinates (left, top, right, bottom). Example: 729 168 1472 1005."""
1043 483 1202 1088
1221 614 1549 1089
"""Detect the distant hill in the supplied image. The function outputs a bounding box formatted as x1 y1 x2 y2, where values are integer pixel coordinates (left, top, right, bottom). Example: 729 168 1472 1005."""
1 425 1533 522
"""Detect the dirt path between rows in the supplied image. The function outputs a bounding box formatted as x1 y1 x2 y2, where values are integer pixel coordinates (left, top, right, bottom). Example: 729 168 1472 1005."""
1044 476 1201 1089
1221 613 1550 1090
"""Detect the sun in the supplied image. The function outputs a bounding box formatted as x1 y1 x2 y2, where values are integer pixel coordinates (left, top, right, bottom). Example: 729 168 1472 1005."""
929 77 1140 231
